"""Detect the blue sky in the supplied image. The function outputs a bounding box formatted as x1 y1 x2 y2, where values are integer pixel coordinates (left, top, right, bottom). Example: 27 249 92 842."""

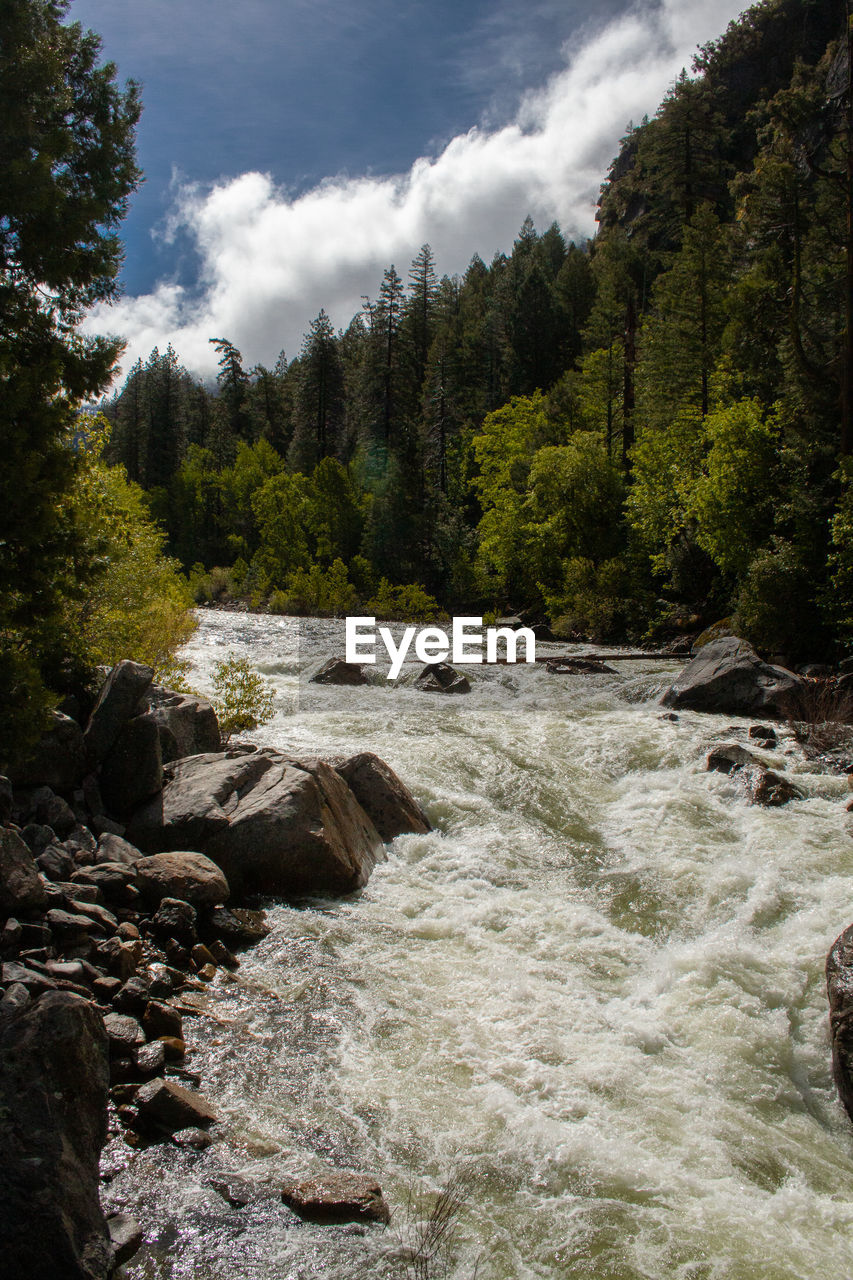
71 0 748 379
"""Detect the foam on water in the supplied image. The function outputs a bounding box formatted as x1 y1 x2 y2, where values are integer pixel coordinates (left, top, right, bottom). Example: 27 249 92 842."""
109 612 853 1280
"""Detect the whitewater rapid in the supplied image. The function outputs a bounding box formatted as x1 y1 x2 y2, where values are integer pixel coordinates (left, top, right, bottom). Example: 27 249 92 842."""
108 611 853 1280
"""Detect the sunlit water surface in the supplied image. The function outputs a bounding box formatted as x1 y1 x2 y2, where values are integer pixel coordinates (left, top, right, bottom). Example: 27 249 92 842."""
108 611 853 1280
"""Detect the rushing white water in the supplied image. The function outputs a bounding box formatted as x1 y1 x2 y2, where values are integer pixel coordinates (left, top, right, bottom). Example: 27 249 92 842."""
108 611 853 1280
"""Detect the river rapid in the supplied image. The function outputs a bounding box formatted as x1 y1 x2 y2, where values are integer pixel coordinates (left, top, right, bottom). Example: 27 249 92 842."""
108 610 853 1280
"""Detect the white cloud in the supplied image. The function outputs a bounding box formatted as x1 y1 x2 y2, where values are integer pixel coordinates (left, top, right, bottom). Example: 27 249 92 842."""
88 0 746 382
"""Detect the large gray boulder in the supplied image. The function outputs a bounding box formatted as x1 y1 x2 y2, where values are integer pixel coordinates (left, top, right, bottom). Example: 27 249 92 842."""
144 685 221 763
332 751 431 841
0 828 47 914
128 749 384 898
660 637 802 717
827 924 853 1123
0 992 112 1279
8 710 86 795
84 660 154 766
99 711 163 818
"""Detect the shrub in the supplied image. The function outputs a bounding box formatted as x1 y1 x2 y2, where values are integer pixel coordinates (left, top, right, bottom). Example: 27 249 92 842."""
365 579 443 622
210 654 276 742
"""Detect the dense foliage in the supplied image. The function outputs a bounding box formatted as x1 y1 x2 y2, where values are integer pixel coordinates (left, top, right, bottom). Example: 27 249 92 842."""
99 0 853 660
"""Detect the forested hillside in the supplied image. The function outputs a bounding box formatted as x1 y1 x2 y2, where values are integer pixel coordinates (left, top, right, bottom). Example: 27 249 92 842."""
100 0 849 660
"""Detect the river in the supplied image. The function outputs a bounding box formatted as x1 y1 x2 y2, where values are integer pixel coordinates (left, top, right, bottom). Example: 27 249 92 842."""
107 610 853 1280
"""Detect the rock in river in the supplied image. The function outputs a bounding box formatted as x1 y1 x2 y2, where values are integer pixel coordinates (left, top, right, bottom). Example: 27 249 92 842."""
128 748 384 898
661 637 802 717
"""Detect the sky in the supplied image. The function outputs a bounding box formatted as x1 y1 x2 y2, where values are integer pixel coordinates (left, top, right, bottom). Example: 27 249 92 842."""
70 0 749 382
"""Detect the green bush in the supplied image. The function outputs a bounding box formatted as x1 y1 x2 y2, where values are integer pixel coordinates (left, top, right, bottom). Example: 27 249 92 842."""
210 654 276 742
735 540 822 660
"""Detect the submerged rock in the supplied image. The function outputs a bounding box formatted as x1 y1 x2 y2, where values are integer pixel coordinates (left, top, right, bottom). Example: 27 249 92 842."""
415 662 470 694
134 1076 217 1133
281 1172 390 1225
661 637 802 717
128 749 384 898
310 657 369 686
0 992 112 1279
706 742 803 806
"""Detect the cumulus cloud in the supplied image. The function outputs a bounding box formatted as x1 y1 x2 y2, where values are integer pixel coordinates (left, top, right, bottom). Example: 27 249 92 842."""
88 0 746 381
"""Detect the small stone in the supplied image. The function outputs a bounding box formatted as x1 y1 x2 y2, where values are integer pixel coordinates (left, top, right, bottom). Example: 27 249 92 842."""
67 899 118 935
64 823 97 854
190 943 216 969
31 787 76 838
158 1036 186 1061
93 975 123 1002
145 963 174 999
112 975 151 1013
1 918 23 951
143 1000 183 1040
134 1039 166 1075
45 908 92 937
207 906 270 946
281 1172 390 1225
36 844 76 882
103 1012 145 1055
20 824 56 857
0 982 31 1020
163 938 190 969
197 963 217 982
171 1127 213 1150
117 921 141 941
151 898 197 946
206 939 238 969
134 1076 217 1132
108 1213 143 1266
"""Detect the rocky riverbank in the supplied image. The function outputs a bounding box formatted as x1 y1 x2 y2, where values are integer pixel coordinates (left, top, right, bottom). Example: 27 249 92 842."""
0 658 429 1277
4 637 853 1277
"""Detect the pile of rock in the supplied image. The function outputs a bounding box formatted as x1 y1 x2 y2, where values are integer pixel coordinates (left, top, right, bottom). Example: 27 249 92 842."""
0 659 431 1277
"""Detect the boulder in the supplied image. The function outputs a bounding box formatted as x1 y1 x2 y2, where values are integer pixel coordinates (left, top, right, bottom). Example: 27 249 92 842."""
415 662 470 694
661 637 802 717
281 1172 390 1225
0 992 112 1279
95 832 142 867
134 1076 217 1133
745 768 804 807
0 828 47 914
706 743 767 775
0 774 12 823
144 685 221 763
310 658 369 686
134 851 229 909
84 660 154 766
545 658 616 674
332 751 431 841
29 786 76 838
827 924 853 1123
128 749 384 898
107 1213 143 1267
8 710 87 795
99 712 163 819
206 905 270 947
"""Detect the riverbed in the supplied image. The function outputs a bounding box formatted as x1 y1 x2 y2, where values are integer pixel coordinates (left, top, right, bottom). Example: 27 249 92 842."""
106 611 853 1280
